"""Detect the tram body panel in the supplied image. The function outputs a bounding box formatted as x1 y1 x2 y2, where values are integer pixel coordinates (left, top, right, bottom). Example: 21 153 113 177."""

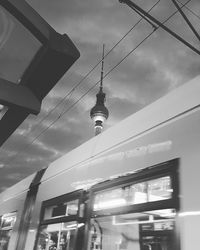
0 192 28 250
42 137 98 183
0 174 34 206
32 106 200 250
37 106 200 206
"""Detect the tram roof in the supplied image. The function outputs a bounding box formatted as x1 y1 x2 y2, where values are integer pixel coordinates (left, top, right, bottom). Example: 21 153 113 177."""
0 75 200 202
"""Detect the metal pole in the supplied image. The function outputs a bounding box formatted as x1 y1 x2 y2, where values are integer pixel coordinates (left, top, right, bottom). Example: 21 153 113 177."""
171 0 200 42
119 0 200 55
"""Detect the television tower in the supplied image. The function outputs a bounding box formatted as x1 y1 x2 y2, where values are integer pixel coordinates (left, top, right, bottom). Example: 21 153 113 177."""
90 45 109 136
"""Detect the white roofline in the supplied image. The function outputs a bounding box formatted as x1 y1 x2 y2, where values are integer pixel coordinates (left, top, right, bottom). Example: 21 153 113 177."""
44 75 200 180
1 75 200 195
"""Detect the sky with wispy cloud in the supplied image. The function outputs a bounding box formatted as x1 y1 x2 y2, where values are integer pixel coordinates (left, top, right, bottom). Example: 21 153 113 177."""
0 0 200 192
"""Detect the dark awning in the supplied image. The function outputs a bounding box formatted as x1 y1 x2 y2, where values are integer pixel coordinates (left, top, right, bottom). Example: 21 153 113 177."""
0 0 80 146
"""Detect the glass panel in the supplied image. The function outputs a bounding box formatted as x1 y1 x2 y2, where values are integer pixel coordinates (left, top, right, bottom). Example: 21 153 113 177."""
148 176 172 202
129 182 148 204
93 176 172 211
94 188 126 211
0 6 42 83
88 209 176 250
36 221 84 250
66 200 79 216
44 200 79 220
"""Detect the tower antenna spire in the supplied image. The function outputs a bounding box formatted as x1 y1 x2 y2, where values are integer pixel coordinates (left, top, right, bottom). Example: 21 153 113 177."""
100 44 105 91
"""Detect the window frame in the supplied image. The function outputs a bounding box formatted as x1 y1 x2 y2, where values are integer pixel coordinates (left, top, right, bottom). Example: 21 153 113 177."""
84 158 180 250
90 159 179 217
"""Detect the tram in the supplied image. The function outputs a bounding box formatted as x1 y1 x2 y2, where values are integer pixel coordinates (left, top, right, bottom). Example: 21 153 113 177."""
0 75 200 250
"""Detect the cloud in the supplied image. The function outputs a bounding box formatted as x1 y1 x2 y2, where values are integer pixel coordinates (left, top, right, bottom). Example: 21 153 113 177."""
0 0 199 191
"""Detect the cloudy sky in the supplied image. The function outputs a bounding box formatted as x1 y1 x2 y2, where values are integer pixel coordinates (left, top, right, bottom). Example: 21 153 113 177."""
0 0 200 192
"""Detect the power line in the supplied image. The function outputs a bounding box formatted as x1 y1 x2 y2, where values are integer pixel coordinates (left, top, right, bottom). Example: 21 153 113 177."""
29 0 194 140
26 0 197 143
3 0 192 167
12 30 157 156
2 0 162 167
50 0 194 119
28 0 161 137
33 0 199 138
177 0 200 20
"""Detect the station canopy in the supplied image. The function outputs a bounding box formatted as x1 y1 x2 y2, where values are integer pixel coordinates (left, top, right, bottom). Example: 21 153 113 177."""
0 0 80 147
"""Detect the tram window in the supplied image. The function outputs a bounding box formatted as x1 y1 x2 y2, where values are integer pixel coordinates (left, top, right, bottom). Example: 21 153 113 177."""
36 221 84 250
148 176 172 202
93 176 173 211
88 209 176 250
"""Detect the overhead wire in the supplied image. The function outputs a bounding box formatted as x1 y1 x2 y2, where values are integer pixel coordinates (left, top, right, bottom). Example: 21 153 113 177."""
177 0 200 20
35 0 193 122
29 0 199 143
5 28 159 166
31 0 200 139
2 0 162 167
29 30 158 146
3 0 193 167
27 0 161 136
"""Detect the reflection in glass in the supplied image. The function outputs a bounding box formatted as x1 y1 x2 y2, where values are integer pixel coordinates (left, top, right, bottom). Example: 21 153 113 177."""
93 176 172 211
44 200 79 220
0 6 41 83
36 221 84 250
148 176 172 201
88 209 176 250
130 182 147 204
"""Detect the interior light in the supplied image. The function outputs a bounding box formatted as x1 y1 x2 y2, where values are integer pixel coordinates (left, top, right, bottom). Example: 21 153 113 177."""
66 223 78 228
179 211 200 217
148 209 176 218
65 223 85 230
134 192 147 203
94 198 126 210
29 229 35 233
78 223 84 228
112 216 174 226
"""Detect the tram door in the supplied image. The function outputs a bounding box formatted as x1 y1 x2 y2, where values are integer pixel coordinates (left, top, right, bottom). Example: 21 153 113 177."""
139 218 175 250
88 209 176 250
